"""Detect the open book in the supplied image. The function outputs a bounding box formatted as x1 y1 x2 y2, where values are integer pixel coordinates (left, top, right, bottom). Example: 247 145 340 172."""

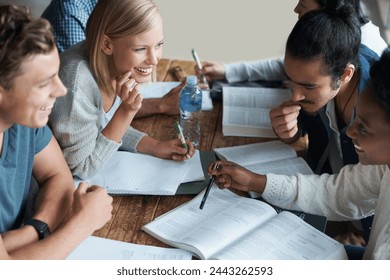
142 187 347 260
214 140 313 176
66 236 192 260
214 140 313 197
222 86 290 137
74 150 204 195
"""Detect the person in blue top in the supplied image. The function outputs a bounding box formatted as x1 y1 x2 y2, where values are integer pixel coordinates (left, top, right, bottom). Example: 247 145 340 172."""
271 1 378 175
0 4 112 259
203 0 378 245
41 0 97 53
208 48 390 259
270 1 378 246
197 0 386 85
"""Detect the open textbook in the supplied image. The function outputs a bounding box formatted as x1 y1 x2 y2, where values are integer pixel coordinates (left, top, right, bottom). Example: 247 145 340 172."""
214 140 313 198
66 236 192 260
142 187 347 260
222 86 291 137
214 140 313 176
214 141 325 230
74 150 204 195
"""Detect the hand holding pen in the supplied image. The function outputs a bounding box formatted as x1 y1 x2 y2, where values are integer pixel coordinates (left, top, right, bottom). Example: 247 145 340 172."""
174 121 191 160
207 161 266 193
192 48 209 86
193 58 226 83
199 161 220 210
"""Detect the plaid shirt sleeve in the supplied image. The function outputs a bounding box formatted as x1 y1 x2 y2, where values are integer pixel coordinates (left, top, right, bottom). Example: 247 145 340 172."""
42 0 96 52
51 14 87 52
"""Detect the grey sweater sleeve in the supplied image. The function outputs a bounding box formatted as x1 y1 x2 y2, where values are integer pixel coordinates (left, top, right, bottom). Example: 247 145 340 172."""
225 57 286 83
49 44 146 179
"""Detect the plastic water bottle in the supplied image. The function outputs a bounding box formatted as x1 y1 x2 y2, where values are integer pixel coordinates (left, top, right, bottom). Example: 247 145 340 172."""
180 75 202 147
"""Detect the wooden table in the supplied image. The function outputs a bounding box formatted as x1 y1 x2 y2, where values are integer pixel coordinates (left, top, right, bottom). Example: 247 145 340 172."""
92 59 307 247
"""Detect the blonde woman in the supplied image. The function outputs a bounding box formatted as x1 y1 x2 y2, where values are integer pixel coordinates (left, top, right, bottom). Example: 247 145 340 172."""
49 0 194 179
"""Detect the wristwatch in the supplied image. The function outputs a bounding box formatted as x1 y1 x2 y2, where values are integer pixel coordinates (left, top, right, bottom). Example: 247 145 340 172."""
24 219 50 240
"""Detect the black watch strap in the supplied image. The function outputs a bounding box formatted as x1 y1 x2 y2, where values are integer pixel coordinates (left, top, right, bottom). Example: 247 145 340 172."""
24 219 50 240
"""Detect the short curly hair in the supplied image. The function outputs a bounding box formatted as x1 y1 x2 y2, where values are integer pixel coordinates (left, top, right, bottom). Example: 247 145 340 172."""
0 5 56 90
369 48 390 120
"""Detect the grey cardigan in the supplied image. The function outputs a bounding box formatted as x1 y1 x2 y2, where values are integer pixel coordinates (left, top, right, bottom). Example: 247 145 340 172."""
49 41 146 179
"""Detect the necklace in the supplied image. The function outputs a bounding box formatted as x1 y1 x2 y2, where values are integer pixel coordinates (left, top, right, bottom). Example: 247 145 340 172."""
0 132 3 157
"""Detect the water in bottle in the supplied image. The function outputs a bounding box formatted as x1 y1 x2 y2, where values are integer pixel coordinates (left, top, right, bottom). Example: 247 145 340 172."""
180 75 202 147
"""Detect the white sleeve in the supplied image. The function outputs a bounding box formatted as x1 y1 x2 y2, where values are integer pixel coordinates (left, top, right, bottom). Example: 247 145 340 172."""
262 163 385 220
225 57 286 83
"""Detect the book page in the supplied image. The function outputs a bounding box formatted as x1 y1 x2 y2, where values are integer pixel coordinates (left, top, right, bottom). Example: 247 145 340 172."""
223 87 291 109
140 82 213 110
141 82 181 98
247 157 314 198
212 211 347 260
246 157 313 175
74 150 203 195
179 150 205 183
222 106 276 137
214 141 314 199
214 141 297 166
66 236 192 260
142 187 277 259
222 87 290 137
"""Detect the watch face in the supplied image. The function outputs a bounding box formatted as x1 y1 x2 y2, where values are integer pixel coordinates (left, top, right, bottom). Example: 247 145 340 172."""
40 223 50 238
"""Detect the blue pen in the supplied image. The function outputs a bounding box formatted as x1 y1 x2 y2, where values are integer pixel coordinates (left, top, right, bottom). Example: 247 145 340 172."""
191 48 208 85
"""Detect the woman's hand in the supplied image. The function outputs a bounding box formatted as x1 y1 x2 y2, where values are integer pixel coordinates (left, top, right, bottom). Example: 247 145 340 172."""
115 71 143 113
137 136 195 161
207 160 266 193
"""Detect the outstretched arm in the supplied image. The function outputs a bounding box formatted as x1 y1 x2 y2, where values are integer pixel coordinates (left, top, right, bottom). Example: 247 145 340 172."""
0 183 112 260
134 82 184 118
1 137 74 252
208 160 266 193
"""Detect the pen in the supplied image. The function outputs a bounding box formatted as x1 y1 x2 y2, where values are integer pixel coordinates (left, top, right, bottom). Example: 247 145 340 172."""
174 121 188 152
199 161 220 210
191 48 208 85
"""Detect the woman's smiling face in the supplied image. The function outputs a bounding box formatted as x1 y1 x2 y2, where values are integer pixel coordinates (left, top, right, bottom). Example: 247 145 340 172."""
347 87 390 166
106 16 164 83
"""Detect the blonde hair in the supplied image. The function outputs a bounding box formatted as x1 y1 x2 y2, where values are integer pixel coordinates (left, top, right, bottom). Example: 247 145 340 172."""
86 0 161 96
